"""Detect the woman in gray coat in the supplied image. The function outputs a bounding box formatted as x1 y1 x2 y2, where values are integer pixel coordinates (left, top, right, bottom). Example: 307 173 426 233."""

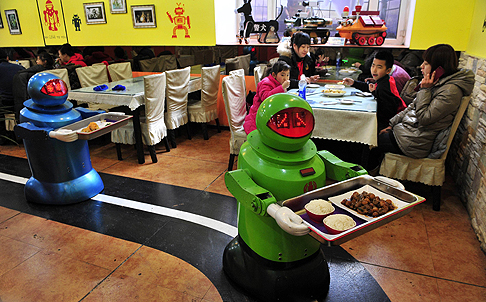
370 44 474 168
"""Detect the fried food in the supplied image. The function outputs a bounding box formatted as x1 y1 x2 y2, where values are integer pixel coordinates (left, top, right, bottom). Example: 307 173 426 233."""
324 89 345 94
81 122 99 133
341 191 396 217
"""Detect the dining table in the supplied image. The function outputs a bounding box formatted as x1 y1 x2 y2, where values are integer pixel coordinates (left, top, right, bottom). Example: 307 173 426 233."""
68 75 202 164
289 83 377 166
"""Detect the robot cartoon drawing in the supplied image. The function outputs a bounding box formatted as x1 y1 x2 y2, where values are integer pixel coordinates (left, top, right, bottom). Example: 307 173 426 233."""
167 3 191 38
72 14 82 31
43 0 60 31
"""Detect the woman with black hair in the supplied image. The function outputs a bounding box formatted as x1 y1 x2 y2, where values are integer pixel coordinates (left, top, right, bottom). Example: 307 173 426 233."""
277 31 319 89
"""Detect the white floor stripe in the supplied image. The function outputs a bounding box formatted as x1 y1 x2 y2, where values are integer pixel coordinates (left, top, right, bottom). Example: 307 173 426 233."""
0 172 238 237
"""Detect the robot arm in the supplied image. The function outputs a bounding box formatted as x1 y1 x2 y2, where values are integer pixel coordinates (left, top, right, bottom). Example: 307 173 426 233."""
167 12 173 23
187 16 191 29
225 170 309 236
318 150 368 181
14 122 78 142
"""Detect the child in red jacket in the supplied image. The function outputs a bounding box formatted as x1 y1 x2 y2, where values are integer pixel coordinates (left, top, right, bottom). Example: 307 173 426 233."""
244 61 291 134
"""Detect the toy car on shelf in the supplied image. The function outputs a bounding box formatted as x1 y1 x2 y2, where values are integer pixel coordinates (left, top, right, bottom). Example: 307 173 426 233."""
336 6 387 46
285 13 332 44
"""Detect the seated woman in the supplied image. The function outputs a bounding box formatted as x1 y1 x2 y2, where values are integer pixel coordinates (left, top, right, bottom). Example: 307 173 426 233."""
277 31 319 89
369 44 474 170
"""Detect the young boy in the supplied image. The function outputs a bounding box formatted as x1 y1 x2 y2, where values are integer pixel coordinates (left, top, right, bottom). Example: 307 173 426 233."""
343 50 406 131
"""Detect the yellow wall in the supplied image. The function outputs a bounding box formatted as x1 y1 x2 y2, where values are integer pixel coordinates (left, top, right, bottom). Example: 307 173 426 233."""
0 0 215 47
410 0 475 51
0 0 45 47
466 0 486 58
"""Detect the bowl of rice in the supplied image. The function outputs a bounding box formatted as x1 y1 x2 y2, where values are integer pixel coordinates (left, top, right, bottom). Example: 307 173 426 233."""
304 199 335 223
323 214 356 234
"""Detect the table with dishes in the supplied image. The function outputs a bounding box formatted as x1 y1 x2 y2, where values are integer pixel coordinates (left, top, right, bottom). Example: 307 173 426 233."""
288 82 377 166
68 75 201 164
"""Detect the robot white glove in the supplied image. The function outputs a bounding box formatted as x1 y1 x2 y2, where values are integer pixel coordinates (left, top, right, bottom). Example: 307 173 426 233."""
49 129 78 142
267 204 310 236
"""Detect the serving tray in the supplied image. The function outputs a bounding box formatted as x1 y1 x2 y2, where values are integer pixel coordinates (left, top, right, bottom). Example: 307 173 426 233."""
282 175 425 245
59 113 132 140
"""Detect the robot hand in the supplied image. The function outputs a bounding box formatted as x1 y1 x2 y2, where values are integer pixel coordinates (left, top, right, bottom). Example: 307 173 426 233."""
267 204 310 236
49 129 78 142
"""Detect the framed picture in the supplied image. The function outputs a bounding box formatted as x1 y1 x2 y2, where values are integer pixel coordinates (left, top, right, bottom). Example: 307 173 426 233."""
131 5 156 28
110 0 126 14
5 9 21 34
0 13 3 29
83 2 107 24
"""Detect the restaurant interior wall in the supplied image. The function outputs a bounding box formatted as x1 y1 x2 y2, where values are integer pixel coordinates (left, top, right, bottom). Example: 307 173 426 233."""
465 0 486 58
0 0 216 47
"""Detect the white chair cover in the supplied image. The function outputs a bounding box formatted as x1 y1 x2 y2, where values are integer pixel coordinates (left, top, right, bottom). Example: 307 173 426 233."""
111 73 167 146
254 64 267 88
4 113 16 131
165 66 190 130
157 55 178 72
379 96 471 186
187 65 220 123
44 69 71 90
222 69 247 155
107 62 132 82
9 60 30 68
75 64 109 88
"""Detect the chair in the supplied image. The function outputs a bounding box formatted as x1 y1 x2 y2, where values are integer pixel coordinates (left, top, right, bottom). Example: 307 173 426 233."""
187 65 221 140
177 55 195 68
253 64 267 88
75 64 111 111
44 69 71 90
139 57 158 72
222 69 247 171
156 55 178 72
107 62 132 82
379 96 471 211
225 54 251 76
111 73 170 163
165 66 192 148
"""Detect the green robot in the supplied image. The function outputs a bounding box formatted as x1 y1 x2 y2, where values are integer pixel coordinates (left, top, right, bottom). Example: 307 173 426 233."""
223 93 367 302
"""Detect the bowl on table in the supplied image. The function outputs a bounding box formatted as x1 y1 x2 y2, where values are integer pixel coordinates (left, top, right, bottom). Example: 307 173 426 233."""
323 214 356 234
324 84 345 90
323 89 346 97
339 69 356 76
304 199 335 223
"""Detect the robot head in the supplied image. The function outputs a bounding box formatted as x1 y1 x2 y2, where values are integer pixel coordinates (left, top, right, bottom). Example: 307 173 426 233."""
175 4 184 16
256 93 314 152
28 72 68 107
45 0 54 10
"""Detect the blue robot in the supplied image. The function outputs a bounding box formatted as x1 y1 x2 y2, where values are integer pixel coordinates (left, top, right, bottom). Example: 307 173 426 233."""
14 73 104 205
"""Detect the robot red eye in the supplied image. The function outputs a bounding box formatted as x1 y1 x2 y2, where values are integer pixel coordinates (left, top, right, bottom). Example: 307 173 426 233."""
40 79 68 97
267 107 314 138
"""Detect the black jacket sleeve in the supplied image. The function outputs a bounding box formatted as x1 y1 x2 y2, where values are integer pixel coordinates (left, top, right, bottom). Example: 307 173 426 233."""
352 80 370 92
374 79 401 131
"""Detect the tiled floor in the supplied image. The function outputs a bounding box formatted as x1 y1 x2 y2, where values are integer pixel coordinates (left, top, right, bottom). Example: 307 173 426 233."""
0 125 485 301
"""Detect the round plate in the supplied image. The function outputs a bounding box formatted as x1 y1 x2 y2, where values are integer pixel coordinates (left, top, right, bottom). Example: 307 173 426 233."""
339 99 354 105
323 91 346 97
307 84 320 88
324 84 345 90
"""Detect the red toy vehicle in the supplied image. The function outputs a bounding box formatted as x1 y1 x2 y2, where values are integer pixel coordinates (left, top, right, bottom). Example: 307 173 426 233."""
336 6 387 46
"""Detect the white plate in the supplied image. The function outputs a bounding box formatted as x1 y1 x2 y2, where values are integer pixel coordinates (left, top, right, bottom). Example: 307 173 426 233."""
339 99 354 105
323 91 346 97
307 84 320 88
324 84 345 90
356 92 373 97
328 185 409 221
339 69 355 75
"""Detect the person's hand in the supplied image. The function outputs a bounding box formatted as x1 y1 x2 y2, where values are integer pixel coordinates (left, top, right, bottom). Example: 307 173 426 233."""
49 129 78 142
379 126 392 135
354 62 362 68
369 83 376 92
342 77 354 86
420 70 437 89
307 75 320 83
282 80 290 90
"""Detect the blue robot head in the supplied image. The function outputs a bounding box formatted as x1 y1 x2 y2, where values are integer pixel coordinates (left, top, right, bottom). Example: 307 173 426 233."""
256 93 315 151
28 72 68 107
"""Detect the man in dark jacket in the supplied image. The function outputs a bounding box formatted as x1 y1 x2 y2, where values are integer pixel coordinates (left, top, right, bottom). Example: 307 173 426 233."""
0 48 25 108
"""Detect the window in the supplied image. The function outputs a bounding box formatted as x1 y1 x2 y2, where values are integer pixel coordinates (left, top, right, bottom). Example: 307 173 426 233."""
269 0 411 45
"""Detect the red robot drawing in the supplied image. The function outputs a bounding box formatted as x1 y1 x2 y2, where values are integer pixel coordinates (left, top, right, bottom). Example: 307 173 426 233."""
43 0 60 31
167 3 191 38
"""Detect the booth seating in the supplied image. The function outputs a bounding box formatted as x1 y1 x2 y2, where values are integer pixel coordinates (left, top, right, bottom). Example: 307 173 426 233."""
107 62 132 82
187 65 221 140
111 73 170 163
165 66 192 148
222 69 247 171
379 96 471 211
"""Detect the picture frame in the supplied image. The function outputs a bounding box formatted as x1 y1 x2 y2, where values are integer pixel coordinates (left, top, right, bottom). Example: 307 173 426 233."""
5 9 21 34
83 2 107 24
109 0 127 14
131 5 156 28
0 13 3 29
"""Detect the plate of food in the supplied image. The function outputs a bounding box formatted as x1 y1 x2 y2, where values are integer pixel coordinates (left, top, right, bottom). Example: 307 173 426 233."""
307 84 320 88
324 84 345 90
328 185 409 221
323 89 346 97
339 69 356 76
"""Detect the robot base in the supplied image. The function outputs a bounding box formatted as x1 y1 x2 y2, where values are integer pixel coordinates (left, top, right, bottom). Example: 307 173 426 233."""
223 236 330 302
24 168 104 205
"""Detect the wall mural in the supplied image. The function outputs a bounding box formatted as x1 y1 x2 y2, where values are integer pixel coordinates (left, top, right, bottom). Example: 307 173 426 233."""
167 3 190 38
37 0 67 45
72 14 81 31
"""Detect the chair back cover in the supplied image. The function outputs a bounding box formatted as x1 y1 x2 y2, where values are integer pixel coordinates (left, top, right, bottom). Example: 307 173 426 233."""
165 66 190 130
107 62 132 82
44 69 71 90
222 69 247 154
254 64 267 88
143 73 167 145
75 64 109 87
139 57 158 72
157 55 178 72
177 55 195 68
187 65 220 123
